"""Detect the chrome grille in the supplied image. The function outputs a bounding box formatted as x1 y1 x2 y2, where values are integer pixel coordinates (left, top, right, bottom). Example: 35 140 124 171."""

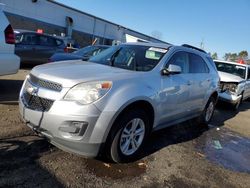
22 92 54 112
29 74 62 92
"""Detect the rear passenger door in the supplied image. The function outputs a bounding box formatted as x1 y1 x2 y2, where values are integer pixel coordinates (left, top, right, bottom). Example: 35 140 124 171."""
15 33 39 63
188 53 211 112
35 35 58 63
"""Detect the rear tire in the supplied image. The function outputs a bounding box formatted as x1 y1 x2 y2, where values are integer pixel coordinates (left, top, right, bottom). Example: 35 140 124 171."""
199 97 216 125
106 109 150 163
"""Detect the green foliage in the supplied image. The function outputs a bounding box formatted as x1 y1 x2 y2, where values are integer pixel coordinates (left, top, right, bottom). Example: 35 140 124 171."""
211 52 218 60
223 51 249 61
239 51 248 59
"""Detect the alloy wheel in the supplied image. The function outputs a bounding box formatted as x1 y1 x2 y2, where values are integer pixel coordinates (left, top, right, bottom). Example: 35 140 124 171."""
119 118 145 156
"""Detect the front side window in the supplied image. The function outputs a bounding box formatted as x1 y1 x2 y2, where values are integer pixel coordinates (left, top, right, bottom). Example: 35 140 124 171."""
215 61 246 79
166 51 189 73
189 53 209 73
89 45 167 71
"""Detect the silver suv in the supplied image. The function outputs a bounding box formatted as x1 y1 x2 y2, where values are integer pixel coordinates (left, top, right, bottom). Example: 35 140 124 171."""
19 43 219 162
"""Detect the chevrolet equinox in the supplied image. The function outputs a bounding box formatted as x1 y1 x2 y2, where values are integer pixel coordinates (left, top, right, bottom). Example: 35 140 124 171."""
19 42 219 162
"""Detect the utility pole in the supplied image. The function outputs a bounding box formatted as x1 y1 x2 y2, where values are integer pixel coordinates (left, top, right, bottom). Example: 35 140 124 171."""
200 38 205 50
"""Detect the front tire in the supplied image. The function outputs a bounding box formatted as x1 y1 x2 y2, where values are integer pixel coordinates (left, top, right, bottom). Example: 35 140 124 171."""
233 93 243 111
106 109 150 163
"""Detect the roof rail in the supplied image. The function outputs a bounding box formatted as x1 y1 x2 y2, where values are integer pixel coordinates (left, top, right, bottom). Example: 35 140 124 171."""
182 44 206 53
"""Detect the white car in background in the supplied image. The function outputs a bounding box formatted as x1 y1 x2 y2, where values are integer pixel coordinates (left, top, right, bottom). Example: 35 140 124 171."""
0 5 20 76
214 60 250 110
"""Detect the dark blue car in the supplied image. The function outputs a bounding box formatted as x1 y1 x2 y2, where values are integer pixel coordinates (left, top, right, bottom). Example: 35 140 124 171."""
49 45 109 63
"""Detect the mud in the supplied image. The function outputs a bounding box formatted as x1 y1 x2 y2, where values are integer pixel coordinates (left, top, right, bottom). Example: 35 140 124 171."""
196 127 250 173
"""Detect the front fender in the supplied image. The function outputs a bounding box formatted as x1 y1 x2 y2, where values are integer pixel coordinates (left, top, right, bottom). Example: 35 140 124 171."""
89 81 158 143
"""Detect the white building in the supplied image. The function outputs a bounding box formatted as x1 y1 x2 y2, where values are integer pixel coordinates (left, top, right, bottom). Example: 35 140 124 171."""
0 0 167 46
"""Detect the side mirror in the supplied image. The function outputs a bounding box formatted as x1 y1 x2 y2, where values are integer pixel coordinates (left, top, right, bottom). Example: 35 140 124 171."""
161 64 182 76
82 55 90 61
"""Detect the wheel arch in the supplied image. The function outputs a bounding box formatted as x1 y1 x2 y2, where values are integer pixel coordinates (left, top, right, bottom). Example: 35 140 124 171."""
103 99 155 143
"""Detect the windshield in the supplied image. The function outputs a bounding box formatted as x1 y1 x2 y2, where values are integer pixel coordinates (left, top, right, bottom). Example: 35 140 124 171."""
215 61 246 79
89 45 167 71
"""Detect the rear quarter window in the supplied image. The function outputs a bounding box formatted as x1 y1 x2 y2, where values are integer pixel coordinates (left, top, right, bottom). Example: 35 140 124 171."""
189 53 209 73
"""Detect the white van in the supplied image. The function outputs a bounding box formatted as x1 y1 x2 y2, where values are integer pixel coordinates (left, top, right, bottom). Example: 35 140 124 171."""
0 4 20 76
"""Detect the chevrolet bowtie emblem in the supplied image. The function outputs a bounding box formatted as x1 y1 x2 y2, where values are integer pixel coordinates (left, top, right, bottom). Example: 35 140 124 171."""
27 85 39 96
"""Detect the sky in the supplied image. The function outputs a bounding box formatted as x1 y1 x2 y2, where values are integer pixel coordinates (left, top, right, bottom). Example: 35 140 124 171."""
57 0 250 59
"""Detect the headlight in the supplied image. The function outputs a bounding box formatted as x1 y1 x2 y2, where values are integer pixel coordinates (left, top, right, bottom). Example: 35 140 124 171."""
222 83 237 93
64 81 112 104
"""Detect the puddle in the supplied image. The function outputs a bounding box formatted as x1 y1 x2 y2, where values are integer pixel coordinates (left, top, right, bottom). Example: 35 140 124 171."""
196 127 250 173
85 159 147 179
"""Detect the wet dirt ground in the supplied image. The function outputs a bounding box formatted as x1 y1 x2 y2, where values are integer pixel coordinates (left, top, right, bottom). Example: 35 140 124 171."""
1 69 250 187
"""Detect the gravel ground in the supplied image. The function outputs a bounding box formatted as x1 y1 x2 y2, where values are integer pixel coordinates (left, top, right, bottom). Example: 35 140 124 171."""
0 69 250 188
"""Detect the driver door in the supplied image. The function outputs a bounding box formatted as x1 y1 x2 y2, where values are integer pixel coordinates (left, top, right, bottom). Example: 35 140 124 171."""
158 51 191 125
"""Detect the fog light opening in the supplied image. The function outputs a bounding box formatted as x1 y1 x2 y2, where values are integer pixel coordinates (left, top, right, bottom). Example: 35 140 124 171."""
59 121 88 136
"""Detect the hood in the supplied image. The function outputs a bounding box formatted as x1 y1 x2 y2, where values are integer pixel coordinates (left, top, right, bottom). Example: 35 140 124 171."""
50 53 82 62
218 71 244 83
31 60 137 87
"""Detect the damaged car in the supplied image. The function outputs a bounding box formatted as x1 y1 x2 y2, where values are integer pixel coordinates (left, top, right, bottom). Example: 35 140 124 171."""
214 60 250 110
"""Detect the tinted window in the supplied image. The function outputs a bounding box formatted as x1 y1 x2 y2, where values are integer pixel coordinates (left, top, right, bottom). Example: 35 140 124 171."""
19 34 38 45
56 39 63 46
189 53 209 73
15 34 23 43
39 36 56 46
167 51 189 73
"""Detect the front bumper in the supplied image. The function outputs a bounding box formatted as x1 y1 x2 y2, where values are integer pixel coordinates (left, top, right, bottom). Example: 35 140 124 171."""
218 91 242 105
19 98 107 157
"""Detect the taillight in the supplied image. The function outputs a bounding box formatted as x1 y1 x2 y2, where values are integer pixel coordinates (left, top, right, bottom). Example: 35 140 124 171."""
4 24 15 44
64 47 68 53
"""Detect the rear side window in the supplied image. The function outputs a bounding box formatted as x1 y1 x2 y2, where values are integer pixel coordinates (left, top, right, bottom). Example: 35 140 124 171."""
189 53 209 73
167 51 189 73
56 39 63 46
39 36 56 46
19 34 38 45
206 57 217 71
